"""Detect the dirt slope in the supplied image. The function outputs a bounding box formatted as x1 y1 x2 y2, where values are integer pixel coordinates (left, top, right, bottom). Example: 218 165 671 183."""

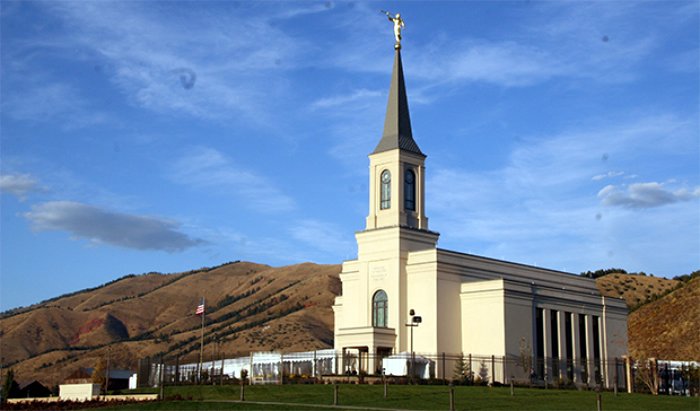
1 261 341 386
627 278 700 361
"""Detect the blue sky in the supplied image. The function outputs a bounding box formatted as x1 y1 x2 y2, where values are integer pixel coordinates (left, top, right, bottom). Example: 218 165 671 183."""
1 1 698 311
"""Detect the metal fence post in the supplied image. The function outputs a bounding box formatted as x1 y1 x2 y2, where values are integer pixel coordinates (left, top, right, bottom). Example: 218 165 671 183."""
469 354 472 386
442 352 446 382
159 356 164 400
334 384 338 406
503 356 506 386
175 356 179 386
614 358 618 397
449 387 454 411
491 355 495 385
279 352 284 385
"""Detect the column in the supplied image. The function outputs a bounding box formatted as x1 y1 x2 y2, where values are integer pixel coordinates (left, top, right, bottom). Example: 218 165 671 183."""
585 315 595 386
557 311 567 380
543 308 553 384
369 347 378 377
570 313 581 384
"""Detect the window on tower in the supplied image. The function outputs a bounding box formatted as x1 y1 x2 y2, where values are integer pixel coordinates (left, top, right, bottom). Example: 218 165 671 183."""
380 170 391 209
373 290 388 327
405 169 415 211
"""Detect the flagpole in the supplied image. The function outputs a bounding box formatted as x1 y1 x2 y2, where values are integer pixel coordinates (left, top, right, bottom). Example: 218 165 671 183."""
199 295 205 383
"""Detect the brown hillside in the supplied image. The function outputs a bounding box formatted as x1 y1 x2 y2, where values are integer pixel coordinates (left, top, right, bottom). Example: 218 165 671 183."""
595 273 679 307
627 278 700 361
0 306 87 361
7 262 695 389
1 261 341 387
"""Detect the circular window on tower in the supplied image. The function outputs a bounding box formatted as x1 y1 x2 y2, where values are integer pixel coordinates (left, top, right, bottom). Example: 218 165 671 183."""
381 170 391 184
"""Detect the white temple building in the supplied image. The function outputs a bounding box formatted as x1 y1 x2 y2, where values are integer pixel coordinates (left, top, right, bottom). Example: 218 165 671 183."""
332 47 628 387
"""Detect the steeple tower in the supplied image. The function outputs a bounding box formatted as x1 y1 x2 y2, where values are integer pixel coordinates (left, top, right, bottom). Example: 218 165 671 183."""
333 26 442 373
366 49 430 231
373 50 422 156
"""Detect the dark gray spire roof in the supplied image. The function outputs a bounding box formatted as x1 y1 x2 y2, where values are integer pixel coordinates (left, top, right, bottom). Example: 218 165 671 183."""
373 49 424 156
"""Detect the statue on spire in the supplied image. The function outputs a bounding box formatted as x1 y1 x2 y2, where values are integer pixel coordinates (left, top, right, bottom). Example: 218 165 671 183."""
381 10 404 49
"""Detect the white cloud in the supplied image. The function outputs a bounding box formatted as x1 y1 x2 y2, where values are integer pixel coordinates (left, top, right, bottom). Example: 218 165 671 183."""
24 201 206 252
170 146 295 213
0 173 45 198
598 182 700 209
592 171 624 181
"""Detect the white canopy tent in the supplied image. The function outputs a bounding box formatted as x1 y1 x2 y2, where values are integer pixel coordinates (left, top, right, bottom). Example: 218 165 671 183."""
383 352 434 379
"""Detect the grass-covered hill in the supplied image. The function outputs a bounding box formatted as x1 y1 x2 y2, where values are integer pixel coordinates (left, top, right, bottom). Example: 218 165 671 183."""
1 261 341 387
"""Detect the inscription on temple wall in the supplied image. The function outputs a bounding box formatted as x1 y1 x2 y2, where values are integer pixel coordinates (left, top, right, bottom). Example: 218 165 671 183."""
370 263 387 282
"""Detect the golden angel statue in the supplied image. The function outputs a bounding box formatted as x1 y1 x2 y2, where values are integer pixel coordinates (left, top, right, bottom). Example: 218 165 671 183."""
381 10 404 49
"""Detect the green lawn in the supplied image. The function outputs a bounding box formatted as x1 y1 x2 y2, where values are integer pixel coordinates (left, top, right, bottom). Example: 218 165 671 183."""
103 384 699 411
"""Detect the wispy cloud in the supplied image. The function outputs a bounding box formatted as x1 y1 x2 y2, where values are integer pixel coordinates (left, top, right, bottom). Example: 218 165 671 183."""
311 89 383 110
407 2 687 91
170 146 295 213
428 111 698 270
408 40 567 88
289 219 353 255
592 171 625 181
24 201 206 252
2 2 331 128
519 2 664 82
0 173 46 199
2 79 111 130
598 182 700 209
38 1 314 122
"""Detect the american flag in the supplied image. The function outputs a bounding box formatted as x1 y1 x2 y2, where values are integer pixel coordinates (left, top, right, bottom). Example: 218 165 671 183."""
195 298 205 316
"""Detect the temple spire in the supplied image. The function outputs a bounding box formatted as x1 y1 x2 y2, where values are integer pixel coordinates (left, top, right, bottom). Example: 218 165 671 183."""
373 49 423 156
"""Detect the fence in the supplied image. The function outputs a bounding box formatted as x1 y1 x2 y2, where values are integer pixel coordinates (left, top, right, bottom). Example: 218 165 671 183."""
137 350 645 393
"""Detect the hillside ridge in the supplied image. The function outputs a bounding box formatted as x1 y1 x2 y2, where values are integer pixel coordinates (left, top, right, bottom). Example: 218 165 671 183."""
2 263 697 389
1 261 341 387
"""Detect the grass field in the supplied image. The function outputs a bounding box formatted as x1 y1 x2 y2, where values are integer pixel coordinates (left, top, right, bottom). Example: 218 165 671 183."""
102 384 699 411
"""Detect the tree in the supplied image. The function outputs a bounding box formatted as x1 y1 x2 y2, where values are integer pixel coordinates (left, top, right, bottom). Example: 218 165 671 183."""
635 357 659 395
452 353 472 385
1 369 19 402
476 360 490 386
92 357 106 392
518 337 533 383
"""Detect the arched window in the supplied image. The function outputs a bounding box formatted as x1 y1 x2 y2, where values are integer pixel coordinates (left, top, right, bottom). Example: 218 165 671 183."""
380 170 391 210
404 169 415 211
373 290 388 328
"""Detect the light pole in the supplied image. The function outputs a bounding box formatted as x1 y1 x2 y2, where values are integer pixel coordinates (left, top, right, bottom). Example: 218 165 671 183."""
405 309 421 383
211 333 218 385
